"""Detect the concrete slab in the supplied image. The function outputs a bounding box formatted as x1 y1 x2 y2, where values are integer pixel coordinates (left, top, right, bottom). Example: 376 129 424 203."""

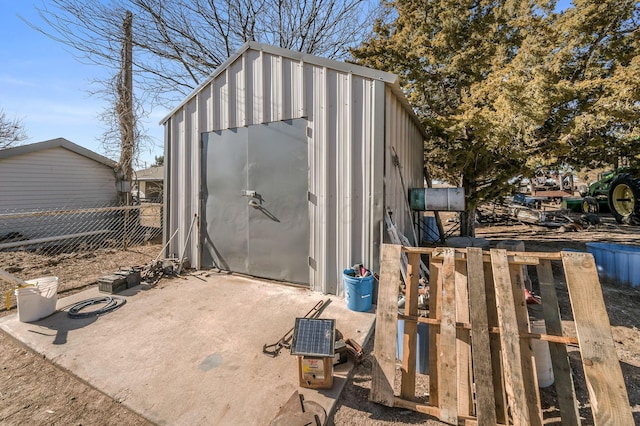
0 272 376 425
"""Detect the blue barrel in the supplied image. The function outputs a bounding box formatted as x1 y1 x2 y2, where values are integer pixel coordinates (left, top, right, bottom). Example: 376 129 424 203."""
343 269 374 312
422 216 440 243
587 242 640 287
396 320 429 374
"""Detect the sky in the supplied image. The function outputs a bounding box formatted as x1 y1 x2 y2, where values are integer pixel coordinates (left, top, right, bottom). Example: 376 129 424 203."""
0 1 167 169
1 1 574 170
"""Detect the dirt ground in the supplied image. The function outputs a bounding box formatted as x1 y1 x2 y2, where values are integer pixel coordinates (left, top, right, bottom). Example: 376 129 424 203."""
0 245 160 426
2 215 640 425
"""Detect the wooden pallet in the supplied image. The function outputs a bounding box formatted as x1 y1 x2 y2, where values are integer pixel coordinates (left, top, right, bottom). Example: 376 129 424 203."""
371 244 633 425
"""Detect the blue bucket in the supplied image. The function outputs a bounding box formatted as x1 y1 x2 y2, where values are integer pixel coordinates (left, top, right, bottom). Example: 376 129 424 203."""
343 269 374 312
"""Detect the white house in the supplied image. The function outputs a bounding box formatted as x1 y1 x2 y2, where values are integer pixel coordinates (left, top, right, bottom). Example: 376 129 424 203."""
0 138 118 211
0 138 118 245
134 165 164 201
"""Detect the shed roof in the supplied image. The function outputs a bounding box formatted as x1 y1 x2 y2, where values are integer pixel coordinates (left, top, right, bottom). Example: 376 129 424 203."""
135 165 164 181
160 42 427 139
0 138 118 168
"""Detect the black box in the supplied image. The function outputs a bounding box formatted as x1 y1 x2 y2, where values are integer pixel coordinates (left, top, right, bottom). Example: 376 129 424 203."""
115 270 141 288
333 340 348 366
98 274 128 294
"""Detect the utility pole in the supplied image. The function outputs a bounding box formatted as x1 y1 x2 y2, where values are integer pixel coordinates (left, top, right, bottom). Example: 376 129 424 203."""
118 10 134 191
117 11 134 247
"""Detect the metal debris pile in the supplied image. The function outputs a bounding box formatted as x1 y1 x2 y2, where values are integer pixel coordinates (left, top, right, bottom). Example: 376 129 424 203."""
139 258 183 285
477 200 601 230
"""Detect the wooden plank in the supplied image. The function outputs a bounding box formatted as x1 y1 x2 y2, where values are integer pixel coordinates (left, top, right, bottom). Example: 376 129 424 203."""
455 252 473 416
483 259 508 424
396 315 579 344
400 252 420 399
508 263 543 426
467 248 497 425
429 256 442 406
491 249 531 426
561 251 634 425
536 259 581 426
370 243 402 406
439 248 458 423
403 246 563 261
394 397 440 418
419 250 560 264
507 329 578 345
398 314 578 346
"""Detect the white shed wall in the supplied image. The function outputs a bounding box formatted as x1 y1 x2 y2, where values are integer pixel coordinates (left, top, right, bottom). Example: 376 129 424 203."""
163 44 424 294
0 147 117 211
384 86 425 243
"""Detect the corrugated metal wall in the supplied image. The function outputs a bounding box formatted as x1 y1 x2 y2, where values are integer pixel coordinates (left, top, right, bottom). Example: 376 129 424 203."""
163 43 424 295
384 86 425 245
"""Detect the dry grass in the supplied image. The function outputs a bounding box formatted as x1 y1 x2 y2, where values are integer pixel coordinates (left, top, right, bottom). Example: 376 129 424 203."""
1 244 161 309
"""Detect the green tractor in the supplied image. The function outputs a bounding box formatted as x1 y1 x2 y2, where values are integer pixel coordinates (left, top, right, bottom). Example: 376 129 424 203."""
581 168 640 224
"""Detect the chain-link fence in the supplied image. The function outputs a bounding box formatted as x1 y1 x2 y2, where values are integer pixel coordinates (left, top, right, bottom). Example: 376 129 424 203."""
0 201 163 256
1 201 165 309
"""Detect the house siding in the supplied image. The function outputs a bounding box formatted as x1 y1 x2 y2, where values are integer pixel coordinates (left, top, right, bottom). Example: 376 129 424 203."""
0 147 117 211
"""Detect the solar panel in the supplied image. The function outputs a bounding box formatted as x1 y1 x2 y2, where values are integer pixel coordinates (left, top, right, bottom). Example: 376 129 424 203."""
290 318 335 357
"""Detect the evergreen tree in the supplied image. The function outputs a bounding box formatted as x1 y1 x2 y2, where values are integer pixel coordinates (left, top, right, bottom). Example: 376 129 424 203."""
534 0 640 170
352 0 552 235
353 0 639 235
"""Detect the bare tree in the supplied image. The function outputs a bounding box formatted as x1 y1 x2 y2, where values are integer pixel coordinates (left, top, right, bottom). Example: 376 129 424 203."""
27 0 377 105
0 110 28 150
79 9 148 173
117 10 135 189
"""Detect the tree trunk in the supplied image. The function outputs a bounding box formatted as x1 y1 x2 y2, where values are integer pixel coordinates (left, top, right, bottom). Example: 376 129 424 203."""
118 10 134 188
459 175 476 237
118 11 134 248
459 209 476 237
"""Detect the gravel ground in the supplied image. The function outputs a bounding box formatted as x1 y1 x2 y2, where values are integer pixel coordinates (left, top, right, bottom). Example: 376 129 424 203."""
2 218 640 425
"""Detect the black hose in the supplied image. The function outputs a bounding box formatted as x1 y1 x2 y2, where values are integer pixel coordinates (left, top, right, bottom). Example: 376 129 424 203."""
67 296 126 319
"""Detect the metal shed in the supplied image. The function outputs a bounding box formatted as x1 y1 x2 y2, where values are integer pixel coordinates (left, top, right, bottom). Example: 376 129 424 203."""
161 42 425 295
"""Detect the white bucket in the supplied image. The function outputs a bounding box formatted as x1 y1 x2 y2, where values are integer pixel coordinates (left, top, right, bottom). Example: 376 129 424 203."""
15 276 58 322
530 319 554 387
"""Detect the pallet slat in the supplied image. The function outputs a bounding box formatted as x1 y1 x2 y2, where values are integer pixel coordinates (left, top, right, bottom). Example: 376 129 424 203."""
491 249 531 426
439 248 458 423
400 253 420 399
429 256 442 406
370 244 402 406
562 252 634 425
467 248 497 425
536 259 581 426
483 260 508 424
455 254 473 416
508 263 543 426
